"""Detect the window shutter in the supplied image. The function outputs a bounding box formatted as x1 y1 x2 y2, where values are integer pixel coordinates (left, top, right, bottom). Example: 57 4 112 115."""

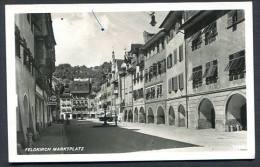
163 59 166 72
170 54 172 67
227 10 235 27
174 49 177 65
179 44 183 62
168 79 172 93
179 74 184 90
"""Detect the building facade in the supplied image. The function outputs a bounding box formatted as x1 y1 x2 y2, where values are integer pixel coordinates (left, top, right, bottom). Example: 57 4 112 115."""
130 44 146 123
160 11 187 127
143 30 167 124
181 10 246 131
15 13 56 150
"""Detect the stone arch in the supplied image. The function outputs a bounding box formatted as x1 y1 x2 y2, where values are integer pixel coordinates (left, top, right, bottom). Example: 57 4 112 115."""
147 107 154 123
157 106 165 124
134 107 138 123
178 104 186 127
168 106 175 126
139 107 146 123
226 93 247 130
198 98 215 129
124 109 127 122
128 109 133 122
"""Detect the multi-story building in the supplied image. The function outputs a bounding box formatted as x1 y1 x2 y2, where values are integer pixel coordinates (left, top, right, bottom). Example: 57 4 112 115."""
110 51 124 120
15 13 56 150
142 30 167 124
181 10 246 131
60 85 72 120
130 44 146 123
159 11 187 127
70 79 91 118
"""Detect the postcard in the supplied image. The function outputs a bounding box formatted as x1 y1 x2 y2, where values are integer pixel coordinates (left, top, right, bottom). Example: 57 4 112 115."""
5 2 254 162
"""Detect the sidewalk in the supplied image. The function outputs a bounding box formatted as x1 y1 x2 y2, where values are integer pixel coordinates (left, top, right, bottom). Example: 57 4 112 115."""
30 123 68 154
117 121 247 152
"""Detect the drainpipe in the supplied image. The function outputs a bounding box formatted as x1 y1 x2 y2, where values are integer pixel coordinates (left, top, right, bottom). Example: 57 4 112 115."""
184 31 189 129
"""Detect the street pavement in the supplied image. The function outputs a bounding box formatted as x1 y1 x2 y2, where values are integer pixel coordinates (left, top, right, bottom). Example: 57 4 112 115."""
64 120 197 154
30 119 247 154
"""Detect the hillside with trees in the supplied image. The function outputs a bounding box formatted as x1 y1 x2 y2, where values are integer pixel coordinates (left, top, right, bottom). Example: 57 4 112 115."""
53 62 112 92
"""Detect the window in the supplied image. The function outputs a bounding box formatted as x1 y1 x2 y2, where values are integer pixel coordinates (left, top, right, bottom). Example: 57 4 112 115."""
161 40 165 50
167 54 173 68
227 10 245 31
204 22 218 45
153 63 158 76
145 69 148 83
23 49 30 68
225 50 245 81
136 72 140 83
140 70 143 81
158 61 162 75
178 73 184 90
172 77 178 92
151 87 156 99
179 44 183 62
191 66 203 88
173 49 178 65
15 28 21 58
156 44 160 53
168 78 172 93
145 88 150 100
203 60 218 84
191 31 202 51
157 84 163 98
162 59 166 73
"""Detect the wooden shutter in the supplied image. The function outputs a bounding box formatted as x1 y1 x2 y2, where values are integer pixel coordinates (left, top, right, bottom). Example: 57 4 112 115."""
179 44 183 62
174 49 177 65
168 78 172 93
227 10 235 27
179 74 184 90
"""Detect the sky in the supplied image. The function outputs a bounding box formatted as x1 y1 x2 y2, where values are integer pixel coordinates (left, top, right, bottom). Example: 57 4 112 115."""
51 11 168 67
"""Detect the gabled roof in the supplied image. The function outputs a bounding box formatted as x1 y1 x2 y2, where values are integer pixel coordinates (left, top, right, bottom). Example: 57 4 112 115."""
70 81 91 94
141 29 166 50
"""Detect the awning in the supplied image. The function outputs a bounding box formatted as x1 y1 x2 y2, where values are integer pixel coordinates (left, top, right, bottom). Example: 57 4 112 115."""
224 57 244 71
188 30 202 43
203 62 217 78
202 22 215 34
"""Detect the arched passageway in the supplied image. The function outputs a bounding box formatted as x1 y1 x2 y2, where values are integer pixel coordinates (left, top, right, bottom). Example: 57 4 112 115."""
128 110 133 122
168 106 175 126
139 107 146 123
124 110 127 122
157 106 165 124
226 94 247 130
147 108 154 123
198 99 215 129
134 107 138 123
178 105 186 127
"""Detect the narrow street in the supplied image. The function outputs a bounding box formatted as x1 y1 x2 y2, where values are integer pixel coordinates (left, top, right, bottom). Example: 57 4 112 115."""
30 119 246 155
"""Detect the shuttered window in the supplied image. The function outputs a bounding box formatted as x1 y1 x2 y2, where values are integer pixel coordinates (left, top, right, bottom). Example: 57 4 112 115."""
179 44 183 62
191 66 203 88
225 50 245 81
178 73 184 90
168 78 172 93
172 77 178 92
167 54 173 68
227 10 245 31
173 49 178 65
